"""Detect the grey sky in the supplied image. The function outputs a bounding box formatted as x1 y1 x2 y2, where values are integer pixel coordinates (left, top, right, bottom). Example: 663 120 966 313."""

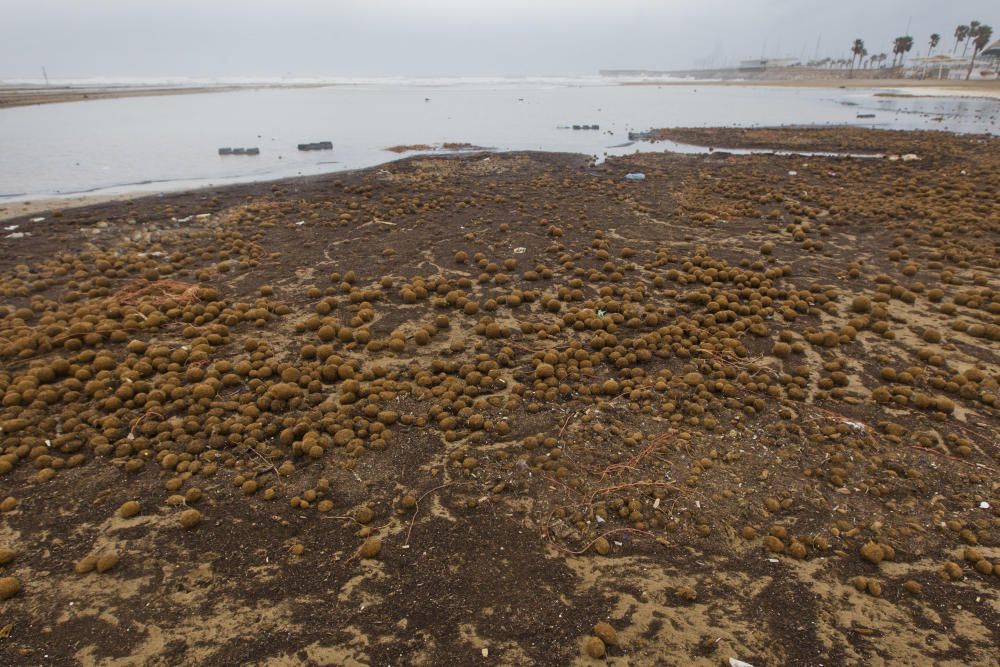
0 0 995 80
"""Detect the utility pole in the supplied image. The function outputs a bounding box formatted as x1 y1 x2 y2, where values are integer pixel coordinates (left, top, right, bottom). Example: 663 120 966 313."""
42 66 49 85
815 34 822 60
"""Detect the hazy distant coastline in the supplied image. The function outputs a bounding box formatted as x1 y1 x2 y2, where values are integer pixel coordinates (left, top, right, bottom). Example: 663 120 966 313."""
620 77 1000 99
0 82 329 109
3 75 999 110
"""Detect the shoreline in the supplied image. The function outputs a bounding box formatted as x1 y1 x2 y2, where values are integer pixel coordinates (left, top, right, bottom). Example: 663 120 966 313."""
1 118 990 222
0 82 331 109
1 77 998 111
0 149 521 225
620 77 1000 98
2 79 995 222
0 191 160 222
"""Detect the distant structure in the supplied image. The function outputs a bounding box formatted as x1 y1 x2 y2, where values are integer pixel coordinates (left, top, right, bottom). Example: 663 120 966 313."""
738 58 801 71
911 42 999 79
738 59 767 71
600 58 804 79
910 54 967 78
218 147 260 156
601 37 999 81
298 141 333 151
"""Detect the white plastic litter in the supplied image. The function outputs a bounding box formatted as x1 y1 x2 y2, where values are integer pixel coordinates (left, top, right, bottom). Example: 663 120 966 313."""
625 172 646 181
730 659 756 667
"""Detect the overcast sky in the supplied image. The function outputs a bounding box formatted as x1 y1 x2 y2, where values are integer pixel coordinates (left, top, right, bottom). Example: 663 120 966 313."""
0 0 995 80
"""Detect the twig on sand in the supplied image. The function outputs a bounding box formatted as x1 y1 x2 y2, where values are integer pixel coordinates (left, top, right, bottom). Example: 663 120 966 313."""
548 526 658 555
320 515 364 525
113 279 200 306
908 444 999 473
127 411 164 438
556 410 577 440
599 431 674 481
540 473 584 496
588 479 685 504
248 446 281 479
404 482 455 546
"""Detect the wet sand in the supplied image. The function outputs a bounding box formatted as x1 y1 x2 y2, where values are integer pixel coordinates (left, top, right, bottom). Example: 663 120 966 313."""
0 192 152 223
0 128 998 665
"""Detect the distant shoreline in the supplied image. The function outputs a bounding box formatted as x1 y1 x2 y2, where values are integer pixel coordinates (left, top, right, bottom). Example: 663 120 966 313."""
0 82 331 109
1 78 998 110
620 78 1000 98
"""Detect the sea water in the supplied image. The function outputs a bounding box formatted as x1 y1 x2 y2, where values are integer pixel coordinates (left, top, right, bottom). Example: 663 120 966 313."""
0 78 996 201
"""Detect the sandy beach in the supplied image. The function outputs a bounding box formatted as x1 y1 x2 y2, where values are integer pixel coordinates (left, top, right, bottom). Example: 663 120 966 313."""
0 192 156 222
0 126 997 665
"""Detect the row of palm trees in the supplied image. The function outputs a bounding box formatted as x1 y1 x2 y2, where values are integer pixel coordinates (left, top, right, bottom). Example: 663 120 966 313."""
846 19 993 80
955 22 994 79
953 22 990 56
848 39 872 75
845 36 911 77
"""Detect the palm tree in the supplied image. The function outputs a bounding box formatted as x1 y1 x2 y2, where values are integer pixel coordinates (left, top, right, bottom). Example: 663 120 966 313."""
967 24 993 80
954 25 969 53
964 21 981 55
892 36 914 68
850 38 865 76
928 33 940 56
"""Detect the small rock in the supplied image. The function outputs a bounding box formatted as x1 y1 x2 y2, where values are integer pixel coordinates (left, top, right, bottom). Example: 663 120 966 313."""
0 577 20 600
118 500 141 519
96 552 120 573
593 537 611 556
179 509 202 529
584 636 606 658
859 541 884 565
359 536 382 559
593 621 618 646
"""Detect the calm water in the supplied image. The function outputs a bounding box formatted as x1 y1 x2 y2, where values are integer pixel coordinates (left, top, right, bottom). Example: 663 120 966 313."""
0 80 997 201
